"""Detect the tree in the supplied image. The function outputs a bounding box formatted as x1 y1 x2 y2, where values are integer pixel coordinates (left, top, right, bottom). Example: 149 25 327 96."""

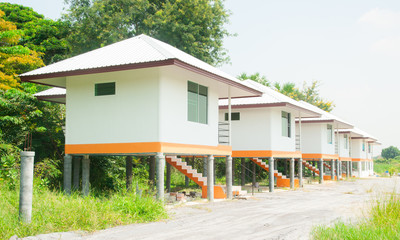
0 84 66 160
0 9 44 90
0 3 70 64
381 146 400 159
237 72 271 86
63 0 232 65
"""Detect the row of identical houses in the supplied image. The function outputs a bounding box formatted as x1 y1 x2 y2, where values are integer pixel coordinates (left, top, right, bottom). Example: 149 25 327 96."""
21 35 379 201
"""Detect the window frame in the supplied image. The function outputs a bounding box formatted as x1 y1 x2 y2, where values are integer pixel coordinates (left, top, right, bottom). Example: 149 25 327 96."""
95 82 116 96
187 81 208 124
281 111 291 138
225 112 240 121
327 124 333 144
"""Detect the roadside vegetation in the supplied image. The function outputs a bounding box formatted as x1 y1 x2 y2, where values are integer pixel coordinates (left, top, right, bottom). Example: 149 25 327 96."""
0 179 167 240
312 191 400 239
374 146 400 176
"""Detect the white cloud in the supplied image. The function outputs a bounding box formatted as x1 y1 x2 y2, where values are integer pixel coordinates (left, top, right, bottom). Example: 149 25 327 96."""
370 36 400 56
358 8 400 29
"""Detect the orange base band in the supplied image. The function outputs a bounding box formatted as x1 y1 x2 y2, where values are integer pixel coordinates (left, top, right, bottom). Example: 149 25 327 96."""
302 153 339 160
65 142 232 156
232 150 302 158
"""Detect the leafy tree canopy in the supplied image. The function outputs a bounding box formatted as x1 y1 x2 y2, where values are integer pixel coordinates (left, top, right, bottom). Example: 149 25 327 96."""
0 3 70 64
381 146 400 160
238 72 334 112
237 72 271 87
0 9 44 90
63 0 232 66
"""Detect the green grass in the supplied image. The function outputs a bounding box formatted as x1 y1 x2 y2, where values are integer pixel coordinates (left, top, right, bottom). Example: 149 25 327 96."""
312 192 400 239
0 183 167 239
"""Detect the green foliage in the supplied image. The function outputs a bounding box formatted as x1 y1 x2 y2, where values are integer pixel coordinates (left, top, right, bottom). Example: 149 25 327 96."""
237 72 271 86
0 9 44 90
312 192 400 239
63 0 232 65
0 85 65 160
0 181 167 239
381 146 400 160
239 72 334 112
0 3 70 64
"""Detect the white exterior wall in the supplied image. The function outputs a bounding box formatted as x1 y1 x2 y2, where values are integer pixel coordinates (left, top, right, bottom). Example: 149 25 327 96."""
338 133 350 158
158 66 219 146
297 123 335 155
350 139 367 159
66 66 222 147
66 68 160 145
218 107 296 152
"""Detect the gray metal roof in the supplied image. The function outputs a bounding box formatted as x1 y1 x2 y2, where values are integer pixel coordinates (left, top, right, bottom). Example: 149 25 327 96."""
219 80 321 117
20 34 261 97
34 87 66 97
296 101 354 129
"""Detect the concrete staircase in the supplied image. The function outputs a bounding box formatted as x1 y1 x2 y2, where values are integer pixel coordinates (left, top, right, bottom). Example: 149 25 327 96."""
302 160 320 175
250 158 299 188
166 156 240 199
302 160 338 180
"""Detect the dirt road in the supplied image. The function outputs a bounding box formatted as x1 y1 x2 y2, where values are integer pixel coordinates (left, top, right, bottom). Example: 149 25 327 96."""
25 177 400 240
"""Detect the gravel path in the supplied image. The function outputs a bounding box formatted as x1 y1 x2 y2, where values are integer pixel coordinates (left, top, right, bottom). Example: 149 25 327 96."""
24 177 400 240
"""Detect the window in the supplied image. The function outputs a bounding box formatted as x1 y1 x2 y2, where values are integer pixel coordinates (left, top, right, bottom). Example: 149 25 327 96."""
362 142 365 152
281 111 291 137
188 81 208 124
368 144 371 153
327 124 333 144
344 134 349 149
225 112 240 121
95 82 115 96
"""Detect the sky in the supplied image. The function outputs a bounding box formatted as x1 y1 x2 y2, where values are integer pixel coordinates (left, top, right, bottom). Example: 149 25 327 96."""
4 0 400 155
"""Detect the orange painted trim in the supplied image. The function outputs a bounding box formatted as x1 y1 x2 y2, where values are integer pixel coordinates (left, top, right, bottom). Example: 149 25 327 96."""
232 150 302 158
339 157 352 161
302 153 339 160
65 142 232 155
352 158 373 162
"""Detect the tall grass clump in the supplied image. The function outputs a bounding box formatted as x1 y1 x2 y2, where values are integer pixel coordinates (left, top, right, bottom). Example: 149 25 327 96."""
0 182 167 239
312 192 400 239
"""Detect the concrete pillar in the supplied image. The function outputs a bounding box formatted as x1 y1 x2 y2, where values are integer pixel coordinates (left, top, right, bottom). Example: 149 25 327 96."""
155 153 165 201
319 158 324 184
269 157 274 192
185 157 190 187
226 156 233 199
126 156 133 191
346 161 350 178
336 160 340 181
232 157 235 185
19 151 35 223
73 157 80 190
290 158 295 189
82 155 90 196
331 159 335 181
203 157 207 177
149 156 155 187
63 154 72 195
349 161 353 177
298 158 303 187
358 161 362 177
166 162 171 193
207 155 214 202
241 158 246 186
